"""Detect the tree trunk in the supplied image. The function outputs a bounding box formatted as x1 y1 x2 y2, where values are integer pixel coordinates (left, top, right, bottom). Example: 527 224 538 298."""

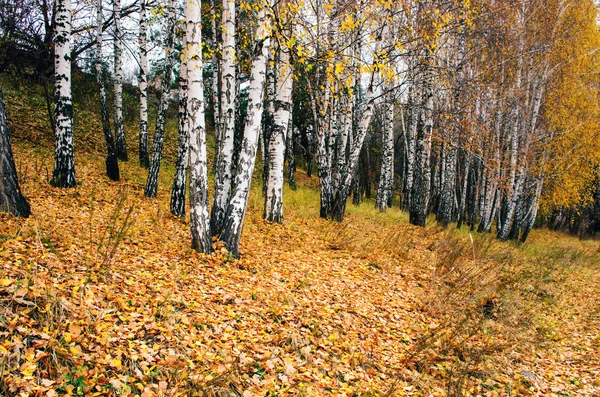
409 82 433 227
262 52 276 196
144 0 176 198
286 116 296 189
113 0 127 161
264 45 292 223
95 0 119 181
210 0 236 236
211 0 220 135
220 3 271 257
186 0 212 253
456 150 470 228
138 0 149 168
437 133 457 227
51 0 76 188
498 14 525 241
0 86 30 217
376 94 394 211
404 84 417 210
170 36 189 218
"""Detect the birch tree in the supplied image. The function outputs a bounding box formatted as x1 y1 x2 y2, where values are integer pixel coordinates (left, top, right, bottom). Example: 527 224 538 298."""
220 0 272 257
210 0 236 236
171 35 189 218
186 0 212 253
113 0 127 161
264 41 293 223
138 0 149 168
95 0 119 181
51 0 76 188
144 0 176 198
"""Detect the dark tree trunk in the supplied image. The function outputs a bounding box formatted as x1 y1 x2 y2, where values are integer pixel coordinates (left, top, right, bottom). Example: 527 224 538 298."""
95 0 119 181
286 118 296 189
0 86 30 217
144 0 176 198
170 47 189 218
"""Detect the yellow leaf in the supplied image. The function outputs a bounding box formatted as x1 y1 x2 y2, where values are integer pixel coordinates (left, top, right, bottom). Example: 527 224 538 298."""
0 278 13 287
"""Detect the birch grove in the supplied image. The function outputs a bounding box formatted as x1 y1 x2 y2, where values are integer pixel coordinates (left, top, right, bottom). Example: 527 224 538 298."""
3 0 598 254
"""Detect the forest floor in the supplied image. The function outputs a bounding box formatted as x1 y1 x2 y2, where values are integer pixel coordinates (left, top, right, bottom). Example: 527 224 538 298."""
1 78 600 397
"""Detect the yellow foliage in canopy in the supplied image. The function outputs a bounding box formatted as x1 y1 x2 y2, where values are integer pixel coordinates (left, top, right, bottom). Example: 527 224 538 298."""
541 0 600 212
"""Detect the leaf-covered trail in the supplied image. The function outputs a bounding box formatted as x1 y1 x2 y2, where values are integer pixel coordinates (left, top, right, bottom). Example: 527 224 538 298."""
1 144 599 396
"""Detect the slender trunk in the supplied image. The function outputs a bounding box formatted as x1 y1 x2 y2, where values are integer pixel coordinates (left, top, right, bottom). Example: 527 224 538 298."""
262 53 275 196
376 94 394 211
309 75 332 219
409 79 433 227
498 13 525 241
404 85 417 210
330 86 377 221
170 36 189 218
211 0 220 134
186 0 212 253
42 78 56 136
113 0 127 160
520 176 542 242
509 188 524 240
144 0 176 198
264 46 293 223
456 150 470 228
437 133 457 226
95 0 119 181
467 159 479 230
220 3 271 257
0 86 30 217
286 116 296 189
138 0 149 168
210 0 236 236
51 0 76 188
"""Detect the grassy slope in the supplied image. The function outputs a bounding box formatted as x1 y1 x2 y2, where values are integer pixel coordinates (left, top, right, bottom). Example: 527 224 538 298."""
0 77 599 397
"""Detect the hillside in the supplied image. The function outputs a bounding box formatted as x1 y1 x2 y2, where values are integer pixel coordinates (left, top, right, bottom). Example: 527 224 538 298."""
1 78 600 397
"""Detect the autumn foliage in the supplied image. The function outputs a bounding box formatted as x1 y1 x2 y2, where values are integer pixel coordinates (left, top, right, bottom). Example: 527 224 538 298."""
1 78 599 395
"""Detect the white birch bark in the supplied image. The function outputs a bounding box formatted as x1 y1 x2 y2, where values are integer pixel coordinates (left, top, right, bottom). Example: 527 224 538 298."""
210 0 236 235
329 25 385 221
95 0 119 181
113 0 127 160
171 35 189 218
376 93 394 211
144 0 176 198
221 2 272 257
404 82 418 209
264 45 293 223
52 0 76 188
286 115 296 189
211 0 220 134
186 0 212 253
498 7 525 240
262 51 276 195
138 0 149 168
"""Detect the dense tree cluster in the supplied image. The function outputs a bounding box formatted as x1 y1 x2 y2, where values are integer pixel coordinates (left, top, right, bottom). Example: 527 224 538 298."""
1 0 599 253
